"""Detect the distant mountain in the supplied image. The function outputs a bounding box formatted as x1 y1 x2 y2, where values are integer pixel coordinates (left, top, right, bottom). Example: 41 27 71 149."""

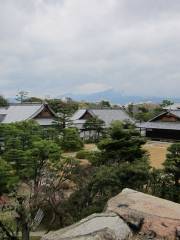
7 89 180 105
58 89 179 105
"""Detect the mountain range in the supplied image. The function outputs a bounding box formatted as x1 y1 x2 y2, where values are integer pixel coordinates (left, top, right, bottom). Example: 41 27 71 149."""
59 89 179 105
8 89 179 105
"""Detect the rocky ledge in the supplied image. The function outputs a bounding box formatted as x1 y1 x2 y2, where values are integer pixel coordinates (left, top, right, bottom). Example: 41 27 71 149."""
41 189 180 240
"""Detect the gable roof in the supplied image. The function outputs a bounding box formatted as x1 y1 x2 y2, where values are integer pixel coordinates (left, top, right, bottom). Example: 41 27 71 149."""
0 103 56 125
71 109 87 121
137 109 180 131
149 110 180 122
163 103 180 110
72 108 133 127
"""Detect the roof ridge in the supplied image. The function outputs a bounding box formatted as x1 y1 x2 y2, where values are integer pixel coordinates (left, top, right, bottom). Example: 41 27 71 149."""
10 103 42 106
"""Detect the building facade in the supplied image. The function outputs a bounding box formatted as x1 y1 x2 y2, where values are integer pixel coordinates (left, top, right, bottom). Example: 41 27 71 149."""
139 110 180 140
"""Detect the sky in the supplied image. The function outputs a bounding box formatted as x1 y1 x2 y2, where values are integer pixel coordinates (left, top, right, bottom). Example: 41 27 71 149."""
1 0 180 98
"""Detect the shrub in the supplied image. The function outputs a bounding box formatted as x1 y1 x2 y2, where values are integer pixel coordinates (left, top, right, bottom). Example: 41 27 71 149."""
76 150 91 159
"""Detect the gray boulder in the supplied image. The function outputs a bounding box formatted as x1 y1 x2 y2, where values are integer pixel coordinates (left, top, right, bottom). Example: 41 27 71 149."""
106 188 180 239
41 213 132 240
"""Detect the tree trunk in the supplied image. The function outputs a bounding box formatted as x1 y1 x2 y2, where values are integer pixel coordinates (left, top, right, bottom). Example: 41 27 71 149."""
22 223 30 240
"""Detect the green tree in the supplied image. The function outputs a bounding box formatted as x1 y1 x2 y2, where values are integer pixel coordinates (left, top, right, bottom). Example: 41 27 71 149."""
0 121 61 181
83 117 105 141
61 128 83 151
134 111 154 122
127 103 134 117
16 91 29 103
0 158 18 195
1 121 42 180
89 121 150 197
163 143 180 202
53 111 72 135
48 99 78 115
40 156 80 229
3 149 29 179
97 121 146 165
148 168 175 201
98 100 111 108
23 97 42 103
0 95 9 107
30 139 61 189
0 119 82 238
160 99 174 108
2 121 41 150
50 100 78 135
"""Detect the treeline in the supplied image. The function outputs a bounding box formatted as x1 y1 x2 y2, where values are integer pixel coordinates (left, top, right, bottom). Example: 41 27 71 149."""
127 99 174 122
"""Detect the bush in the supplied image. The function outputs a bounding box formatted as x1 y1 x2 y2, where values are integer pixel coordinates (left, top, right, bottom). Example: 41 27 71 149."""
87 151 102 165
76 150 102 165
76 150 91 159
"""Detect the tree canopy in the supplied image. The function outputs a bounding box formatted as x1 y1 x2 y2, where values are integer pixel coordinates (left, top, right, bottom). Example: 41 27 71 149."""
0 95 9 107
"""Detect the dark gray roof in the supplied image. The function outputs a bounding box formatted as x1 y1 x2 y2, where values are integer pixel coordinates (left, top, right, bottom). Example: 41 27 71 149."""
163 103 180 110
0 103 55 125
71 109 86 121
72 109 133 127
139 122 180 131
170 110 180 118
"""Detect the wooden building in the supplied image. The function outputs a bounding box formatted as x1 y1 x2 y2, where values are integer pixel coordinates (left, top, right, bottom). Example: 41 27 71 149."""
0 103 56 126
71 108 133 139
139 110 180 140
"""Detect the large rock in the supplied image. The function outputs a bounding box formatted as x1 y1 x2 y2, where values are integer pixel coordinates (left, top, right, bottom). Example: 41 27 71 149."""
106 188 180 239
41 213 132 240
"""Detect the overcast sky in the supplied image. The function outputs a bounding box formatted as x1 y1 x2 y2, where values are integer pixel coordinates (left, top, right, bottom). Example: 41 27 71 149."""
1 0 180 98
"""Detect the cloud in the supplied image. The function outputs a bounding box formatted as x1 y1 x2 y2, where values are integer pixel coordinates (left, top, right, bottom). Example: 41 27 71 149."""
0 0 180 98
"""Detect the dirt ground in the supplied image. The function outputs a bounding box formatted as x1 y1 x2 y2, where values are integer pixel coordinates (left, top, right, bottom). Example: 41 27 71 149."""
84 144 98 151
143 141 171 169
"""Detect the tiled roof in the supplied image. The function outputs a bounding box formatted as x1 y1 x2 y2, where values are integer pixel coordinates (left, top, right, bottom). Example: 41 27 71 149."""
90 109 133 126
71 109 86 121
0 103 43 123
138 122 180 131
170 110 180 118
72 109 133 127
0 103 55 125
164 103 180 110
149 110 180 122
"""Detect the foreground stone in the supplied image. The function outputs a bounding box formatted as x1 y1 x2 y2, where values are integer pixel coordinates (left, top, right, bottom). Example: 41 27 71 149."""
42 213 132 240
41 189 180 240
106 188 180 239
